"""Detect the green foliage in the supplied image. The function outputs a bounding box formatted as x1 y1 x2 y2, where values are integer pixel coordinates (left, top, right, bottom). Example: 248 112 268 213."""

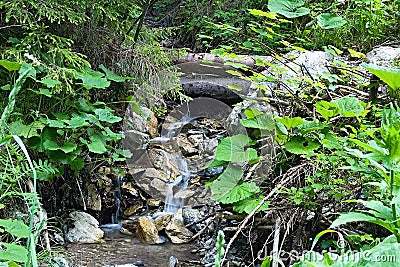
361 63 400 100
316 13 347 29
1 61 131 179
268 0 310 19
329 104 400 242
210 166 259 204
214 230 225 267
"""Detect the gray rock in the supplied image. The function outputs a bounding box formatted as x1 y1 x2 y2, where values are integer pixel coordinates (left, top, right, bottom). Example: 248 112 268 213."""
260 50 333 94
65 211 104 243
165 210 193 244
366 46 400 67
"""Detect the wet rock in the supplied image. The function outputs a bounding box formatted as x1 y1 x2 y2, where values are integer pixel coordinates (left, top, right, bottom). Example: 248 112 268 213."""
65 211 104 243
366 46 400 67
188 134 204 147
123 204 143 218
183 208 202 228
86 183 101 211
124 130 150 151
148 148 181 180
147 198 161 207
121 182 139 197
135 216 163 244
177 134 197 155
144 107 158 138
154 213 173 231
165 210 193 244
122 219 139 233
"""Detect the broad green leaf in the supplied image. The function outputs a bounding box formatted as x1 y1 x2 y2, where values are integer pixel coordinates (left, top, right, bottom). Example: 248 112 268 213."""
77 72 110 89
297 121 326 134
36 88 52 97
244 108 263 119
240 114 275 130
8 121 44 138
361 63 400 93
351 139 388 155
248 9 277 19
1 84 10 90
87 139 107 153
40 78 61 88
0 219 29 238
18 62 35 78
315 101 340 120
332 97 364 117
285 136 320 154
69 157 85 171
233 196 269 214
0 243 28 263
268 0 310 18
211 166 259 204
275 116 305 130
46 119 65 128
0 60 20 71
87 132 107 154
60 142 77 153
317 13 347 29
202 159 228 169
260 257 271 267
330 212 382 228
359 200 393 220
99 64 126 82
215 134 259 162
210 166 242 196
67 116 89 128
43 140 61 151
94 109 122 123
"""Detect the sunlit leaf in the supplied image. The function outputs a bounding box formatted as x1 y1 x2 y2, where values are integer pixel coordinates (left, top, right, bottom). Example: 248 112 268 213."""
268 0 310 18
317 13 347 29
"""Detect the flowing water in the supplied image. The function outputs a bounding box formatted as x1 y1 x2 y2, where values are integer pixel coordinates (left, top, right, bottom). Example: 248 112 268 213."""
150 114 195 214
101 175 123 232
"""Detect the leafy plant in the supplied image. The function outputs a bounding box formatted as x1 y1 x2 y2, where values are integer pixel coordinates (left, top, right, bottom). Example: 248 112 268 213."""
330 104 400 242
205 111 274 214
361 63 400 100
214 230 225 267
268 0 310 19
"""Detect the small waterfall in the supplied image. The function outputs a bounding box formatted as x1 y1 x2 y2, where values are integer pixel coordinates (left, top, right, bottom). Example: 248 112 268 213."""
111 175 122 224
101 175 122 232
164 158 191 213
150 115 193 214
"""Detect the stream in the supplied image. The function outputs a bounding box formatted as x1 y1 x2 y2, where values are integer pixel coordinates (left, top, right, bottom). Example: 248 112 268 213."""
65 61 251 267
67 231 201 266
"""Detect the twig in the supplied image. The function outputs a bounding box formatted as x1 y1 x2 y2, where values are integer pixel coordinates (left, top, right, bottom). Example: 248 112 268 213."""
272 218 282 267
0 24 28 30
220 174 293 266
190 216 214 241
